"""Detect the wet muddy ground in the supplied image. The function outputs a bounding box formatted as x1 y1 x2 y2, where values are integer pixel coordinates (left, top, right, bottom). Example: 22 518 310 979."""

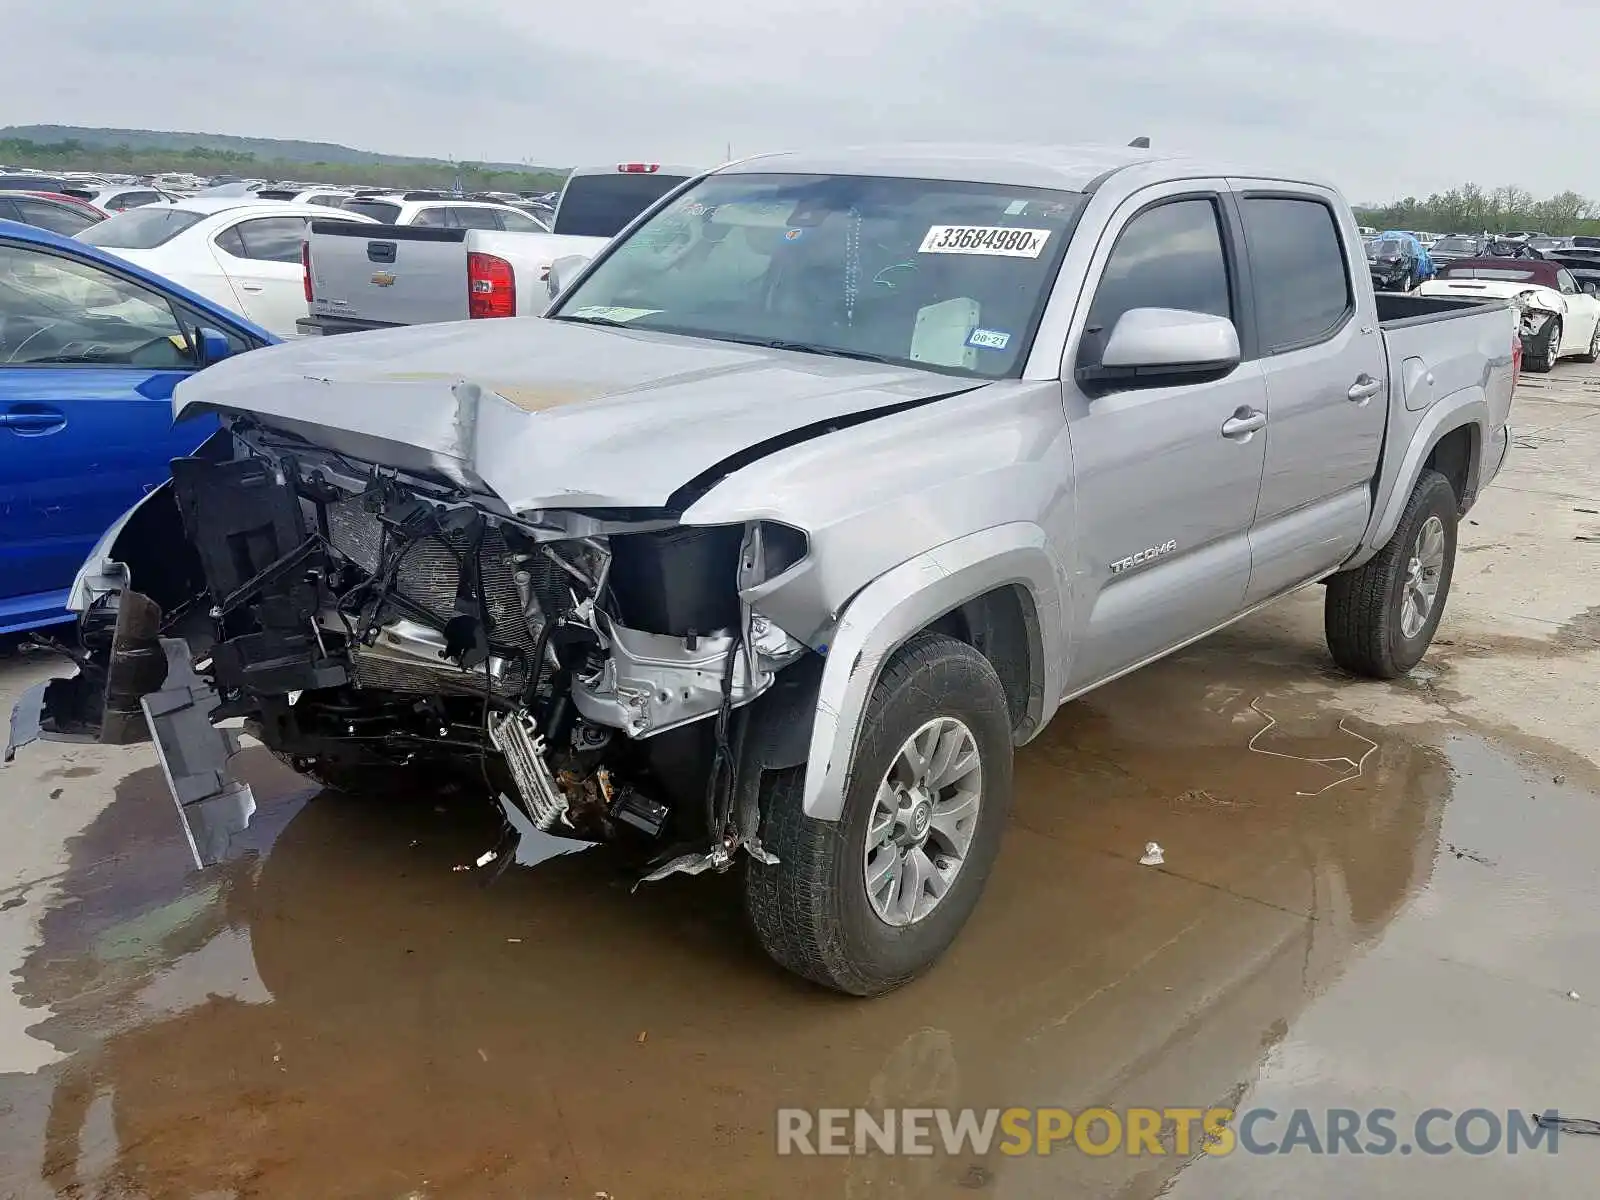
3 366 1599 1198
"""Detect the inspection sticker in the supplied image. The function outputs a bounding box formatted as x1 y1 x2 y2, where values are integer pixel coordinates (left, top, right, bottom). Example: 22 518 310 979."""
919 225 1051 257
966 327 1011 351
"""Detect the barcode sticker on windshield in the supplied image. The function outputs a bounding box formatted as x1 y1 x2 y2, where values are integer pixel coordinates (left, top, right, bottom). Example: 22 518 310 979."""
919 225 1051 258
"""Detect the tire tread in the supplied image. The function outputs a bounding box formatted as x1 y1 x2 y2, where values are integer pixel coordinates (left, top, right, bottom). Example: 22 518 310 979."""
1325 468 1455 679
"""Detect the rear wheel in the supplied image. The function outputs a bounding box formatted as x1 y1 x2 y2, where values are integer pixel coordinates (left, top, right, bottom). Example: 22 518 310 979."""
1324 469 1458 679
1577 320 1600 364
744 633 1013 996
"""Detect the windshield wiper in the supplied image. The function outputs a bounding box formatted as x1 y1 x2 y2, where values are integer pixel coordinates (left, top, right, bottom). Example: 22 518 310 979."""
554 314 634 328
717 336 905 366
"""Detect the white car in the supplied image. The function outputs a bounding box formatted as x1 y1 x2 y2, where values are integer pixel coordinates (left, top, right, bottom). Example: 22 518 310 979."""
78 198 376 338
1420 257 1600 372
252 186 358 209
64 184 175 213
338 192 551 232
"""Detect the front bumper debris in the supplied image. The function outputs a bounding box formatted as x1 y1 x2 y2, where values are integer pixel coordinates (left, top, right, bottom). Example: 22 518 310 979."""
142 637 256 869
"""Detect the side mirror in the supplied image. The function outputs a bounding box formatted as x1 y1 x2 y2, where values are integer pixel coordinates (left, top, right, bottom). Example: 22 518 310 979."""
1584 283 1597 296
1080 307 1241 392
195 327 234 366
545 253 593 300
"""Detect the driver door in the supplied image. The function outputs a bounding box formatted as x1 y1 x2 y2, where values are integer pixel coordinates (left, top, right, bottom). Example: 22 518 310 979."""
0 239 217 629
1059 185 1269 691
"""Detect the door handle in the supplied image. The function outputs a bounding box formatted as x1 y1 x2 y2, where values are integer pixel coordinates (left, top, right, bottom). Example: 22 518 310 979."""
1348 374 1384 403
0 408 67 434
239 284 265 293
1221 408 1267 439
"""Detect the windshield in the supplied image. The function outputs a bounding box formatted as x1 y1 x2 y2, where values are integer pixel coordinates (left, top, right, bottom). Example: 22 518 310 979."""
340 199 402 223
1432 237 1476 252
77 206 204 249
1371 239 1406 258
553 172 1084 378
551 172 693 238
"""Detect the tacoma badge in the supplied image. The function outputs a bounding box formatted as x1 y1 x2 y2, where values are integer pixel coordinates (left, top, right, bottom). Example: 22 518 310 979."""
1110 539 1178 575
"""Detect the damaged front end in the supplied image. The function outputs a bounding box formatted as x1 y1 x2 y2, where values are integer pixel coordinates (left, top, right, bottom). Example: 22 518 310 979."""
9 422 819 876
1511 290 1563 354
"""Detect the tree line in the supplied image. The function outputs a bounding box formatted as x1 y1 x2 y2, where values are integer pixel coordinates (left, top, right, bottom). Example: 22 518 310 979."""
0 136 567 195
1356 184 1600 236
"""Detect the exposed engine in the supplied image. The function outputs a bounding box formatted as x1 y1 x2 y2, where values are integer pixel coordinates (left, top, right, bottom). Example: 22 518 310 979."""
134 427 810 872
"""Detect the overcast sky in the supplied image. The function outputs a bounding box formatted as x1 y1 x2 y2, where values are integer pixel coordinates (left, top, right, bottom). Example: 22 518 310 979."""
6 0 1599 203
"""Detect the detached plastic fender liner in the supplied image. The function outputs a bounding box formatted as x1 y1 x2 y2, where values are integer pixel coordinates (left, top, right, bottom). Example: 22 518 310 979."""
1346 388 1487 571
801 523 1065 822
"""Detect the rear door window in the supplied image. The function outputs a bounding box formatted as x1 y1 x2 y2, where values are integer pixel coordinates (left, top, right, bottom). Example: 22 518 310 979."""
12 199 97 237
231 216 312 263
1239 197 1353 352
411 207 450 228
447 206 504 230
341 200 402 223
498 208 547 233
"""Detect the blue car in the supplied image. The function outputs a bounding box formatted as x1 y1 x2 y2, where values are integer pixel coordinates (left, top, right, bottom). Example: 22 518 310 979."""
0 219 275 635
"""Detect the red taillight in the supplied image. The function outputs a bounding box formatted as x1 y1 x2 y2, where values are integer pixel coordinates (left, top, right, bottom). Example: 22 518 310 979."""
1511 328 1523 386
617 162 659 173
302 240 313 302
467 251 516 318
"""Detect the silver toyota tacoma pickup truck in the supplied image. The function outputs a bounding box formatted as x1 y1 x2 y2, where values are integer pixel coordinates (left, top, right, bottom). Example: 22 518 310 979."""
7 144 1517 996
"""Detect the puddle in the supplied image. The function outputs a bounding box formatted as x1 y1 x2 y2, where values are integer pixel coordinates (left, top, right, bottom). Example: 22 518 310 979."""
2 635 1599 1198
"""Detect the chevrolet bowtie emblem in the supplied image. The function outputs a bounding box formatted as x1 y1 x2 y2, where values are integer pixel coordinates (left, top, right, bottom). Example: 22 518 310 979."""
371 271 397 287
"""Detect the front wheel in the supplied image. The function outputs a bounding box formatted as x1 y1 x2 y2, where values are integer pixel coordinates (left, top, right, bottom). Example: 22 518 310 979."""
1400 270 1415 293
1528 318 1562 372
744 633 1013 996
1324 469 1458 679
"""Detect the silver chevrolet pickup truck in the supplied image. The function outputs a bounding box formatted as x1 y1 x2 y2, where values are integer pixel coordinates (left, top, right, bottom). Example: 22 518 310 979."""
7 144 1517 996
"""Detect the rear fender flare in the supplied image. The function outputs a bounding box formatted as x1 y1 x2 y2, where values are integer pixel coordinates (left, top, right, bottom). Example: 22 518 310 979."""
801 523 1066 821
1348 387 1486 568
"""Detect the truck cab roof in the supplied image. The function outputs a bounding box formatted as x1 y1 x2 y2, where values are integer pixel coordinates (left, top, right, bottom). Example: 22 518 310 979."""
715 142 1339 195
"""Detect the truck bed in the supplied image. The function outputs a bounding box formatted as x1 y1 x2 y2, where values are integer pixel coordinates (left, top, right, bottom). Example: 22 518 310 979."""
1363 288 1517 555
1374 291 1506 327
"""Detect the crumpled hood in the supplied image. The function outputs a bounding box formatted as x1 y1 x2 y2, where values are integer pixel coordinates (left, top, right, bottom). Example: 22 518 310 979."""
173 317 978 511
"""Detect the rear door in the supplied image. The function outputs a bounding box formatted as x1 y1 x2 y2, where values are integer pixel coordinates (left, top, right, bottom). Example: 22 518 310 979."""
1230 186 1388 604
210 214 314 337
1060 184 1270 691
0 239 225 629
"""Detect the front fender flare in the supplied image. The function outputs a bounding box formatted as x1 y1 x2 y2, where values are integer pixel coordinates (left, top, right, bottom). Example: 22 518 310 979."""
1348 387 1486 569
801 523 1065 821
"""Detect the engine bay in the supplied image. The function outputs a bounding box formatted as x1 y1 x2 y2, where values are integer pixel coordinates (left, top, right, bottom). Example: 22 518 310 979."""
124 426 812 872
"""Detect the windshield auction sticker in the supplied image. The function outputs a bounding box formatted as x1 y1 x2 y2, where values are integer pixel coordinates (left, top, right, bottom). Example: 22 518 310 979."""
565 306 663 323
919 225 1051 257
